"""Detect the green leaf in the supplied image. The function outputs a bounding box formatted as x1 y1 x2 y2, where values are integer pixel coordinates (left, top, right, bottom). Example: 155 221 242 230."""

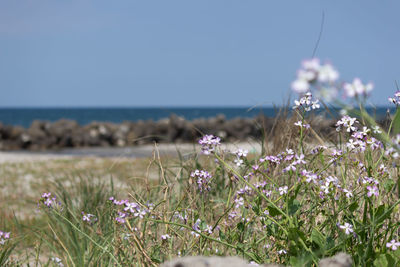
386 254 396 266
374 254 388 267
288 198 301 216
375 204 386 219
311 228 326 249
349 202 359 212
252 204 260 215
237 221 245 232
375 204 392 225
151 257 162 264
267 205 282 217
392 108 400 135
219 230 226 241
326 236 335 250
289 254 313 267
288 227 306 243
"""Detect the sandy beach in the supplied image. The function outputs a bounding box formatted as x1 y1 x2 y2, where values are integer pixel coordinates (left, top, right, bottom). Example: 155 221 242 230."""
0 141 263 163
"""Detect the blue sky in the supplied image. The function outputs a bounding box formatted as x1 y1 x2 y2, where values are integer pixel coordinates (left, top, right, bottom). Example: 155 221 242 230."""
0 0 399 107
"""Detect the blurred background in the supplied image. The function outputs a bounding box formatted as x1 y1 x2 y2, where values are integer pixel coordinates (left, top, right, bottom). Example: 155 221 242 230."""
0 0 398 150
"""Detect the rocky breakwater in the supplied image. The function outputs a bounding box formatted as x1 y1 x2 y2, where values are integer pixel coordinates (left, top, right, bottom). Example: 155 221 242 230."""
0 114 336 151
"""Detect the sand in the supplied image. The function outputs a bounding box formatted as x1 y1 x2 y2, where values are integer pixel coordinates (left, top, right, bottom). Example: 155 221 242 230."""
0 142 263 163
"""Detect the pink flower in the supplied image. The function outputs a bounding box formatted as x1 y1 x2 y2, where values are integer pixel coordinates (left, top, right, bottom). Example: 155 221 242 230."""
367 186 379 197
386 240 400 250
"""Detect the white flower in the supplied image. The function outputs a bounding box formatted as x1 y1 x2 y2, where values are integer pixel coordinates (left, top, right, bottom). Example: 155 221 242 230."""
343 78 373 98
277 249 287 255
235 149 248 158
161 234 171 240
343 189 353 198
302 58 320 71
291 79 309 93
294 121 310 129
235 197 244 208
51 257 64 267
318 63 339 83
372 125 382 134
346 139 357 149
124 202 138 213
204 225 213 234
278 186 288 195
336 116 358 132
234 158 244 167
339 222 354 235
311 99 320 109
298 69 317 81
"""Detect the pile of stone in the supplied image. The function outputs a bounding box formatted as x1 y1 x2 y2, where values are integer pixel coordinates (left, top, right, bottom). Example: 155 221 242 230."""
161 253 352 267
0 114 337 150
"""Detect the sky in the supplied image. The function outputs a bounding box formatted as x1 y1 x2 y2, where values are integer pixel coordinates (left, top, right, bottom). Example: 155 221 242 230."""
0 0 399 107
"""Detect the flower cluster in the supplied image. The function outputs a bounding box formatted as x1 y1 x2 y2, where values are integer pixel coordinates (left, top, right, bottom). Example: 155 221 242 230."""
233 148 248 166
51 257 64 267
39 192 62 210
291 58 339 94
319 176 341 197
293 92 320 112
343 78 373 98
191 218 214 237
300 169 319 184
109 197 150 224
82 212 97 224
335 116 358 132
191 169 212 192
198 135 221 155
294 120 310 129
0 231 10 245
173 211 188 223
388 91 400 106
282 153 306 173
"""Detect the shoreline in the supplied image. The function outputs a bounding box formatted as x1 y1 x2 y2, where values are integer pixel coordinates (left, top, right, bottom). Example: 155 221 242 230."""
0 141 263 163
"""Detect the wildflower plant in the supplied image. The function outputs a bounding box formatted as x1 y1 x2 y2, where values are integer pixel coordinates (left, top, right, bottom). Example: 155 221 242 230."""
7 59 400 266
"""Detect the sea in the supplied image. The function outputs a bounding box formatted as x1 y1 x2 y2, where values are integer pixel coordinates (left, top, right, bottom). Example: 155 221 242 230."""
0 106 395 128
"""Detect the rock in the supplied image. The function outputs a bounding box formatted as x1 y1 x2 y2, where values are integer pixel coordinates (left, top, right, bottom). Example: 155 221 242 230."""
48 119 80 148
160 256 283 267
319 253 352 267
0 114 339 150
47 119 79 137
161 253 352 267
26 120 56 150
112 123 131 146
224 117 254 140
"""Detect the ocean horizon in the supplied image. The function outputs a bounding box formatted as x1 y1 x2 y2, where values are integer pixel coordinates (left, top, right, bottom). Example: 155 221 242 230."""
0 106 394 128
